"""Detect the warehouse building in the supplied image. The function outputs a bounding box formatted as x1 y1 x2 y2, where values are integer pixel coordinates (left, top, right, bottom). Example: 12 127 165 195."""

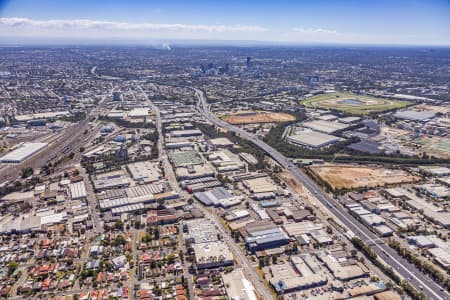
69 181 87 200
268 261 327 293
126 161 162 183
208 137 234 149
317 250 369 281
0 142 47 164
170 129 202 138
194 187 243 208
169 150 203 167
192 241 234 269
175 164 215 180
287 129 343 148
394 110 436 122
243 176 278 194
303 120 349 134
245 227 290 252
184 219 219 244
127 108 150 119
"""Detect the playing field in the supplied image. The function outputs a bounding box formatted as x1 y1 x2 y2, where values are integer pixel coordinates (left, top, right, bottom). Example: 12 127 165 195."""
302 92 410 115
309 164 420 190
222 110 295 124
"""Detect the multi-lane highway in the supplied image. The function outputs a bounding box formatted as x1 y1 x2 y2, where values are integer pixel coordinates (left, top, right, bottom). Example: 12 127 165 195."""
194 87 449 300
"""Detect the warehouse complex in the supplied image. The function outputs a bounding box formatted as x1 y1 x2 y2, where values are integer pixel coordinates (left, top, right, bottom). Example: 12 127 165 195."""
287 129 343 148
0 142 48 164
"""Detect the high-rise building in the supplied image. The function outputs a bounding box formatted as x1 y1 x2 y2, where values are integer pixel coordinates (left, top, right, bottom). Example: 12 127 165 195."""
246 56 252 68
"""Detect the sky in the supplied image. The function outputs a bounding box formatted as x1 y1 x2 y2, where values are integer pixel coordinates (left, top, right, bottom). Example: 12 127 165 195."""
0 0 449 46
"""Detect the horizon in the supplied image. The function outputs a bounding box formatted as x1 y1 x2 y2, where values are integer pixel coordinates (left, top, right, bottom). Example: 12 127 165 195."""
1 0 449 46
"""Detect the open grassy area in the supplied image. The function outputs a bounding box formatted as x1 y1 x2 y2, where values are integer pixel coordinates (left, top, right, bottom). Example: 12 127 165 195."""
301 92 410 115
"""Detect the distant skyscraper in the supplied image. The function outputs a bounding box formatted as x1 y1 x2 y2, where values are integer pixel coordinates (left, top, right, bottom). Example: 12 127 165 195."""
246 56 252 68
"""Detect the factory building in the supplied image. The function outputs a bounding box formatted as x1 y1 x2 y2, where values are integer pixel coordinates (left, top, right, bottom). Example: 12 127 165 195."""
0 142 48 164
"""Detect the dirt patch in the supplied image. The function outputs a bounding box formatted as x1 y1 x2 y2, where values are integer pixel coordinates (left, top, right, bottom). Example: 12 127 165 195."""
278 171 304 194
222 111 295 124
309 164 420 190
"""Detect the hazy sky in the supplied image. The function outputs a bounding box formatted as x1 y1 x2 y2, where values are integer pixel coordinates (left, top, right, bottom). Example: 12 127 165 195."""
1 0 449 45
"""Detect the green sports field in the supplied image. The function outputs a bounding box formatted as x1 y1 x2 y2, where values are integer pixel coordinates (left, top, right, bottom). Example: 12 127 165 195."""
301 92 410 115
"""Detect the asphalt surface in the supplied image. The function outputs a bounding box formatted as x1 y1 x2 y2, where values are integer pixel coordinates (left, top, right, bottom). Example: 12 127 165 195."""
194 87 449 300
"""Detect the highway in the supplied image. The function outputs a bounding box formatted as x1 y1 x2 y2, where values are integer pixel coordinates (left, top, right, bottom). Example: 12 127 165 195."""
141 85 274 300
194 87 449 300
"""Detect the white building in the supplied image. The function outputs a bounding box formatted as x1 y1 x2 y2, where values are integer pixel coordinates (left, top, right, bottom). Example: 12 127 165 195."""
0 142 47 164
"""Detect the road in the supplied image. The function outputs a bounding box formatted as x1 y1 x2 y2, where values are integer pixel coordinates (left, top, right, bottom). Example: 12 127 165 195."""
80 167 102 234
194 87 449 300
140 86 196 300
196 204 274 300
141 85 273 300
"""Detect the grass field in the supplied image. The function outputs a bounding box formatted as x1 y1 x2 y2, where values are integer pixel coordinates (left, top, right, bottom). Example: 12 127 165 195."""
221 110 295 124
302 92 410 115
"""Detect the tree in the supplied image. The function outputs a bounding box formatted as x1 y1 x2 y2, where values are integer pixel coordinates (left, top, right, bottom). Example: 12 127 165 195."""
114 220 124 231
114 235 126 246
167 253 175 264
154 227 160 240
7 261 19 275
258 258 264 268
21 167 33 178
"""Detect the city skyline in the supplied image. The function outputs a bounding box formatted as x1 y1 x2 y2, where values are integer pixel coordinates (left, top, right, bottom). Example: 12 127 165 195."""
0 0 450 46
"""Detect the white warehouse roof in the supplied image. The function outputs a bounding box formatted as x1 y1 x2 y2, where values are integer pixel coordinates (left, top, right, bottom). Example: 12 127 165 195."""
0 142 47 163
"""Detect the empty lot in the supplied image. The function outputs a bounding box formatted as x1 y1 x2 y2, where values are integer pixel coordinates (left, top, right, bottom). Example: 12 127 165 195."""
222 110 295 124
309 164 420 190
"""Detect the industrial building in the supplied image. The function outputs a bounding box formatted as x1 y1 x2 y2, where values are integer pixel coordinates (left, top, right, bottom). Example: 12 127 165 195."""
245 227 290 252
207 149 245 173
0 142 48 164
184 219 219 244
192 241 234 269
393 110 436 122
243 176 278 194
170 129 202 138
208 137 234 148
268 261 327 293
169 150 203 167
175 163 215 180
126 161 162 183
303 120 349 134
69 181 87 200
127 108 150 119
287 129 343 148
194 187 243 208
317 250 369 281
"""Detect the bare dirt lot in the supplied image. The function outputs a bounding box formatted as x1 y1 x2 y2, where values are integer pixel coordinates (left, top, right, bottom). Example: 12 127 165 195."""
222 110 295 124
309 164 420 190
